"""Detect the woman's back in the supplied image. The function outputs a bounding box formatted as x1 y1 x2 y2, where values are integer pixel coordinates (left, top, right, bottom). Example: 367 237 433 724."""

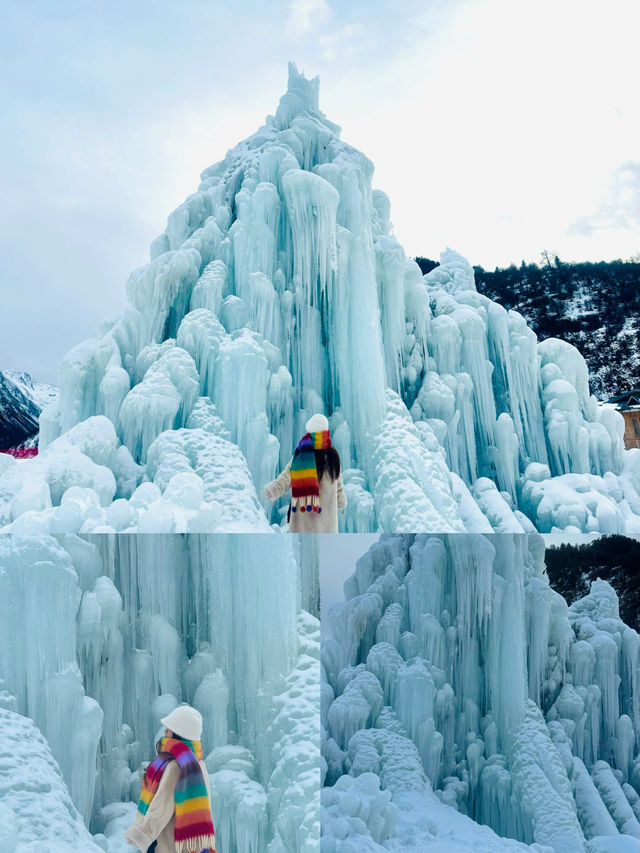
263 432 347 532
289 461 345 533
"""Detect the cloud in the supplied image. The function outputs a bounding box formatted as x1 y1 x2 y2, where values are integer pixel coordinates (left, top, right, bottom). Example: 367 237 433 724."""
567 161 640 236
319 23 364 62
285 0 332 38
3 0 640 380
319 534 379 623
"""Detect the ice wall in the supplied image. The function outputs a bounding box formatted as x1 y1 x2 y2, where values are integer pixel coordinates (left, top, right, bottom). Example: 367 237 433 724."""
0 63 637 534
321 535 640 852
0 536 102 825
0 534 321 853
0 707 104 853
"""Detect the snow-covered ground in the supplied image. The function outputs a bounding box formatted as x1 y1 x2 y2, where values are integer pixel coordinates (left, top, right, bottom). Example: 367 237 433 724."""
0 64 637 533
0 534 320 853
321 534 640 853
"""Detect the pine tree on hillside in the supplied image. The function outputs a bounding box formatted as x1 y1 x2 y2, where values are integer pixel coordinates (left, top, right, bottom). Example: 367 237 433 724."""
414 257 640 399
545 535 640 631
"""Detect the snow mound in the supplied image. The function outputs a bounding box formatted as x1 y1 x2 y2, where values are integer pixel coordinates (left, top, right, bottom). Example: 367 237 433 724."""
0 707 103 853
0 418 269 533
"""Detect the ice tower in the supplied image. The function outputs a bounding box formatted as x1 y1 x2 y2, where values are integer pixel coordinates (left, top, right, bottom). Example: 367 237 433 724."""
321 534 640 852
0 63 637 534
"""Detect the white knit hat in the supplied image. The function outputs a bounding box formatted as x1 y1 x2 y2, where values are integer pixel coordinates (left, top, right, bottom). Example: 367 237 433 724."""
305 413 329 433
160 705 203 741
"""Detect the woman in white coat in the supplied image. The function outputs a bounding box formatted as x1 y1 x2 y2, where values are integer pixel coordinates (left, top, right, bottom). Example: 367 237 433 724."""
125 705 216 853
263 414 347 533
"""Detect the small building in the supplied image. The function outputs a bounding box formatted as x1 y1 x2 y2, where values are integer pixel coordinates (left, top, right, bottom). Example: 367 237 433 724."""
606 389 640 449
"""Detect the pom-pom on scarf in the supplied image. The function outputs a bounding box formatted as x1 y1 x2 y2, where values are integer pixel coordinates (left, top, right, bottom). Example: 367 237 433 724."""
138 736 216 853
290 429 331 513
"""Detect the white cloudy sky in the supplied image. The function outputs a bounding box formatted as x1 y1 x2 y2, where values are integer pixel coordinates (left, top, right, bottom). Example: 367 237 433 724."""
319 533 379 623
1 0 638 382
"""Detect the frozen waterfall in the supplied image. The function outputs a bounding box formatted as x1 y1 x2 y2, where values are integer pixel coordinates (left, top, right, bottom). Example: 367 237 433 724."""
0 534 320 853
0 63 637 534
321 534 640 853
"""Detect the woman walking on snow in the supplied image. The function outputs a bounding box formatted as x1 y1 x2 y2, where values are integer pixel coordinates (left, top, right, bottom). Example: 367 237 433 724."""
125 705 216 853
263 413 347 533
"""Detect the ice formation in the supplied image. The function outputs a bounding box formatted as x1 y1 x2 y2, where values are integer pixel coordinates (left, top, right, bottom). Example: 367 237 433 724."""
0 534 320 853
321 535 640 853
0 707 104 853
1 63 638 533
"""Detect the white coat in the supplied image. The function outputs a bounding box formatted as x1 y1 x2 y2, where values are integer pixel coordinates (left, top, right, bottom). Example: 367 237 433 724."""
125 759 213 853
264 462 346 533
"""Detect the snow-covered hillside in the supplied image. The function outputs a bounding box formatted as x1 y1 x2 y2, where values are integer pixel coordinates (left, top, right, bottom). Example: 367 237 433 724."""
0 534 320 853
0 369 58 453
0 373 39 450
0 64 637 534
4 370 58 413
321 534 639 853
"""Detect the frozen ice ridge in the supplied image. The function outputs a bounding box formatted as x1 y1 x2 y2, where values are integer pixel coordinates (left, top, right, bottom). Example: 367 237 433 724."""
0 534 320 853
321 534 640 853
1 63 637 533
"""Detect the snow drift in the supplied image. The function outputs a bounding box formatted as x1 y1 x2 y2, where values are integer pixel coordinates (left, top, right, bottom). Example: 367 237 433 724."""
321 534 639 853
0 534 320 853
0 707 104 853
0 64 637 533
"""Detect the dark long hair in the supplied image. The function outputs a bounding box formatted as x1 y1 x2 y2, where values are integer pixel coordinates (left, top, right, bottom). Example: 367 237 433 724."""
315 447 341 482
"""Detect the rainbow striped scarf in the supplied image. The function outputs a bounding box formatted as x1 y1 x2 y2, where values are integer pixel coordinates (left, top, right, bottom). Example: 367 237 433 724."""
290 429 331 514
138 737 215 853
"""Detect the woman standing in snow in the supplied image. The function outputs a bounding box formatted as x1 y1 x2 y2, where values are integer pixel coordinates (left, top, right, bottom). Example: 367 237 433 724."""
125 705 216 853
263 413 347 533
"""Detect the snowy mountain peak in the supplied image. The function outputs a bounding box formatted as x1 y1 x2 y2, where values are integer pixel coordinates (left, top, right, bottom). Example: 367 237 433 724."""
0 371 40 450
4 368 57 411
0 369 59 453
